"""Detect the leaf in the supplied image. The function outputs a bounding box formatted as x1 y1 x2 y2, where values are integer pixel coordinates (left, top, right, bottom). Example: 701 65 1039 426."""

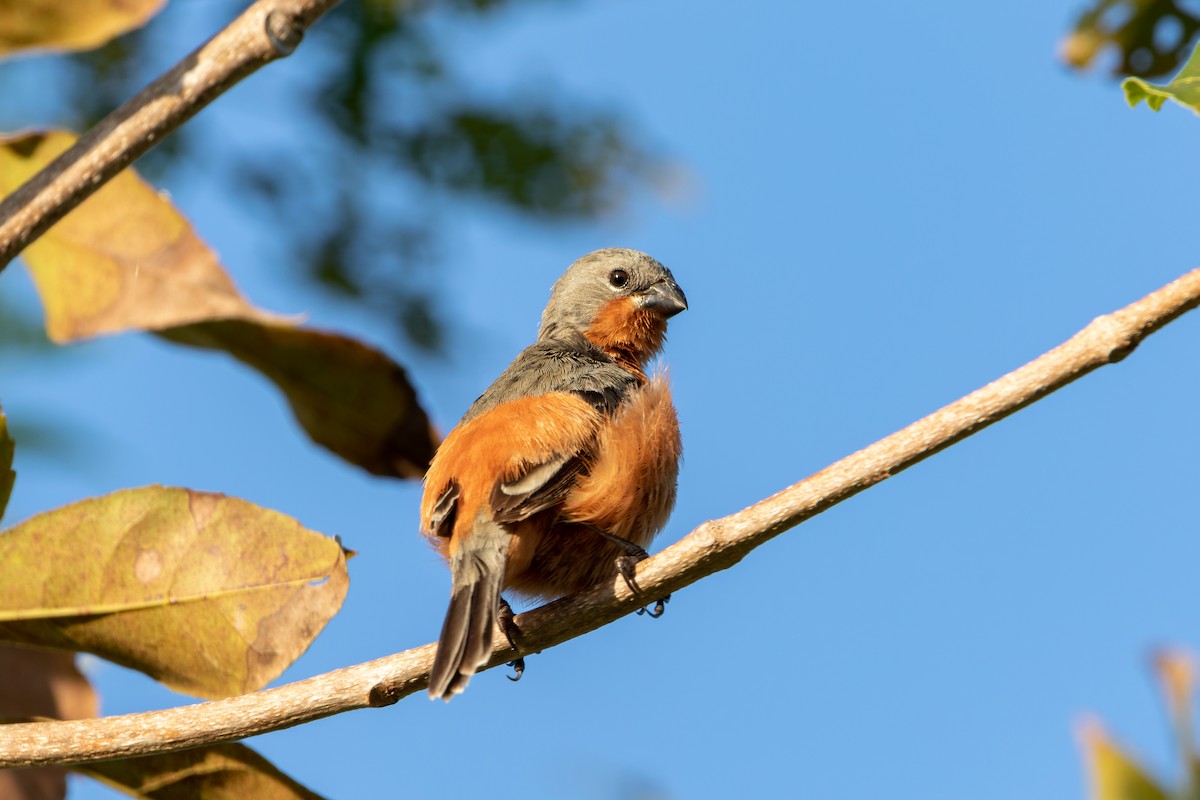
0 0 166 60
0 486 349 699
0 131 437 478
0 132 287 342
162 321 436 478
1079 719 1172 800
0 406 13 525
1152 650 1200 796
1123 41 1200 113
78 743 329 800
0 644 98 800
1154 650 1195 726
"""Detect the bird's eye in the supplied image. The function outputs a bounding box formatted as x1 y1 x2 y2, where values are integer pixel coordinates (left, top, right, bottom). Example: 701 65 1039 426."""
608 269 629 288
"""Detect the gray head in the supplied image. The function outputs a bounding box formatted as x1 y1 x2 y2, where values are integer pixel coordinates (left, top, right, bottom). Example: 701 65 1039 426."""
537 249 687 348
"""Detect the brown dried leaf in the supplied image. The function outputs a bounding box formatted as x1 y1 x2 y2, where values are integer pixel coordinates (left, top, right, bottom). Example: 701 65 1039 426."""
0 131 437 478
0 0 166 59
0 645 98 800
0 486 349 699
163 321 436 478
0 131 285 341
78 743 328 800
0 405 13 525
0 765 62 800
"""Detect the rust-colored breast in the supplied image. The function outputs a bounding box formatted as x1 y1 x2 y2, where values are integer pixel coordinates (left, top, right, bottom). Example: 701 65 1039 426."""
584 296 669 377
561 372 680 541
505 372 682 599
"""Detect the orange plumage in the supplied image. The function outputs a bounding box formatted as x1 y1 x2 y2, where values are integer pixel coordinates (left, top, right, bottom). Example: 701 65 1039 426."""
420 248 686 700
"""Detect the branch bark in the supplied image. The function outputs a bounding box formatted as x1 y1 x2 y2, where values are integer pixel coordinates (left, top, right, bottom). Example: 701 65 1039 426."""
0 0 342 270
2 267 1198 768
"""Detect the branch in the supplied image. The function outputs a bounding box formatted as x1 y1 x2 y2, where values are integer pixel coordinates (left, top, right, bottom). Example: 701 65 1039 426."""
3 267 1199 767
0 0 342 270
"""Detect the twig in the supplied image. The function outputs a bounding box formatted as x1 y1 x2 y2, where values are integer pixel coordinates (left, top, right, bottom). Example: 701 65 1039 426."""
2 267 1198 768
0 0 342 270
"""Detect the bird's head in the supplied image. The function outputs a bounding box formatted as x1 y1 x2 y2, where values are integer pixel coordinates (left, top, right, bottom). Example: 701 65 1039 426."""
538 248 687 371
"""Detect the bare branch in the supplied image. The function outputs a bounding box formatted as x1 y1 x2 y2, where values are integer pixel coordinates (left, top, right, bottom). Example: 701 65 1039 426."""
2 267 1199 767
0 0 342 270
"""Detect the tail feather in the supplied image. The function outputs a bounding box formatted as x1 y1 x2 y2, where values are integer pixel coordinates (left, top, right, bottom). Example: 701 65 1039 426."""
428 521 510 700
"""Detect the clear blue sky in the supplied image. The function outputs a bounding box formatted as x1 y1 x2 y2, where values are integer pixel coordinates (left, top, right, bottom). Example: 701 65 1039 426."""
4 1 1200 798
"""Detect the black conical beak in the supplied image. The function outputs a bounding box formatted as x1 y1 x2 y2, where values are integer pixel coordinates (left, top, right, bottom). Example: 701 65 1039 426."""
638 280 688 318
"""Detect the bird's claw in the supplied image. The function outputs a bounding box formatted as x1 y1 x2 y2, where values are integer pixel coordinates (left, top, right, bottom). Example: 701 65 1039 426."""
498 596 526 682
636 593 670 618
609 540 670 619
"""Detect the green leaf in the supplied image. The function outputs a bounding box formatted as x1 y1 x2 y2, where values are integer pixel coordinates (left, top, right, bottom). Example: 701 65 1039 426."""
0 407 13 525
78 743 329 800
0 486 349 699
1122 40 1200 114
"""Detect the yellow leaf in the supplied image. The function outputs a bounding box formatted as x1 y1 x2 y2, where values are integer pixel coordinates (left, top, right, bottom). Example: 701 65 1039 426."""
0 486 349 699
0 131 438 478
0 131 287 342
79 743 329 800
1079 719 1172 800
0 0 166 59
0 644 98 800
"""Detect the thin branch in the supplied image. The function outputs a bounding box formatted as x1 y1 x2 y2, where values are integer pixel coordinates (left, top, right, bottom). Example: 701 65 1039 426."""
2 267 1198 768
0 0 342 270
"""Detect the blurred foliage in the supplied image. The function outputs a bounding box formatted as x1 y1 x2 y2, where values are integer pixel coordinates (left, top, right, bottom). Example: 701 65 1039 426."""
1063 0 1200 78
1 0 658 353
1080 651 1200 800
0 0 164 59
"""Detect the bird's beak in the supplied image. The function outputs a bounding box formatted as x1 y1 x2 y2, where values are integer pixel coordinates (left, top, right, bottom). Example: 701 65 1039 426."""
637 280 688 318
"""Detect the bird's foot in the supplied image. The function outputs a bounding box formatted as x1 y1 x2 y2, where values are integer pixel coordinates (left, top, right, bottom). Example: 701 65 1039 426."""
497 597 525 682
588 527 671 618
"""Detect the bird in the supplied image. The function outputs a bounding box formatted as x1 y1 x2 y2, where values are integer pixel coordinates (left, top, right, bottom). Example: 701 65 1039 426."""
419 248 687 700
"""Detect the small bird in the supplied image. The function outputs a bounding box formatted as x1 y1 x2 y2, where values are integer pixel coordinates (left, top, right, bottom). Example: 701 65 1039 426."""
420 248 687 700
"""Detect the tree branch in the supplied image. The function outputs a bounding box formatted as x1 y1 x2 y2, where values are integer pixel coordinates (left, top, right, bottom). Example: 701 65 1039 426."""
0 0 342 270
2 268 1198 767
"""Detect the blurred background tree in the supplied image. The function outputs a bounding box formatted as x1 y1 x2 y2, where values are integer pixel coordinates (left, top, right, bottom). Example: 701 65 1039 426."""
6 0 1191 357
1062 0 1200 76
0 0 663 354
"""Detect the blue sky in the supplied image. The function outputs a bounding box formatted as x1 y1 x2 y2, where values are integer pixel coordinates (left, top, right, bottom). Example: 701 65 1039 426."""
4 1 1200 798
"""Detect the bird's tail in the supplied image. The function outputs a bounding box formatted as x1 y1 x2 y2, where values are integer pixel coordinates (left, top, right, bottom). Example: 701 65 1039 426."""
428 520 510 700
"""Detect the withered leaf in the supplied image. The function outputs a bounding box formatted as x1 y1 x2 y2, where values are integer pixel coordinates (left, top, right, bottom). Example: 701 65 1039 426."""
0 131 436 478
0 131 286 341
0 0 166 59
78 743 329 800
0 486 349 699
163 321 435 478
0 645 98 800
